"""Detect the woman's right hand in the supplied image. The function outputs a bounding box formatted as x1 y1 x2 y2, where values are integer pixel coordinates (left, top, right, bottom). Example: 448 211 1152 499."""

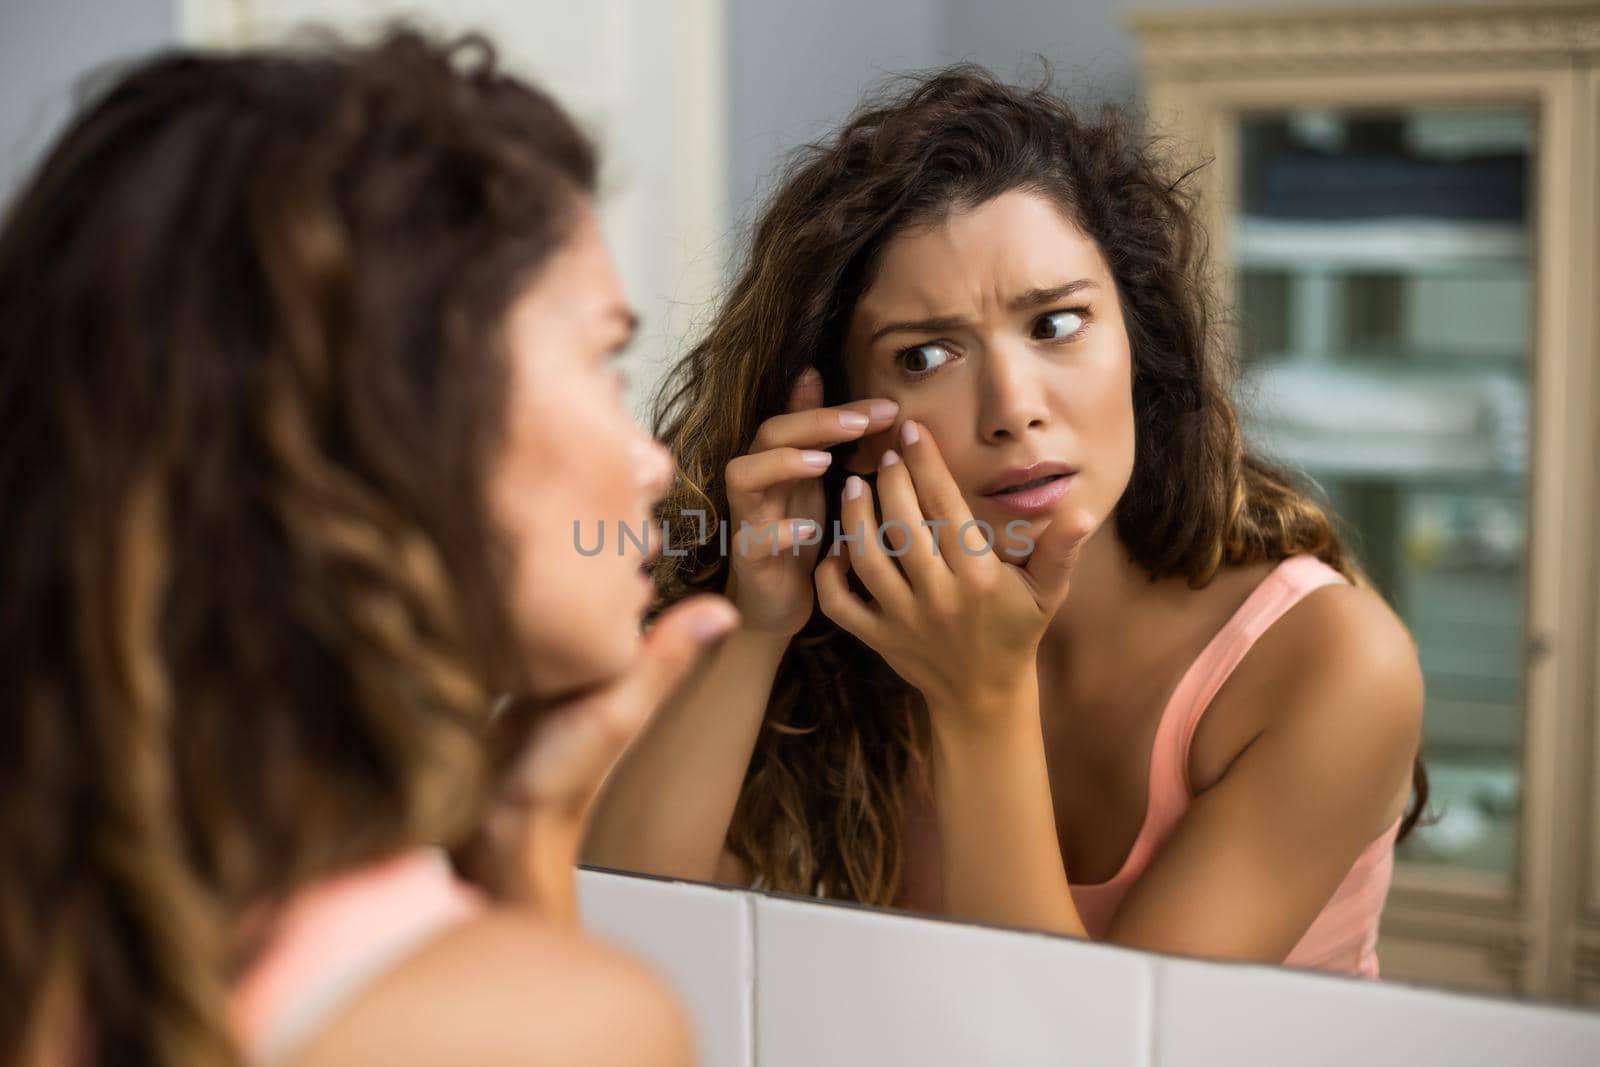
723 367 898 637
455 593 740 923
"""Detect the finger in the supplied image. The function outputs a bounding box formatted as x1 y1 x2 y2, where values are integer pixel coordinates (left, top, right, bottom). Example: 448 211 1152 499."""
506 595 739 800
726 447 833 518
814 550 886 648
1021 506 1096 609
483 601 737 877
619 594 741 720
871 447 948 593
732 516 823 560
837 473 914 616
895 419 982 570
749 398 899 452
508 701 622 810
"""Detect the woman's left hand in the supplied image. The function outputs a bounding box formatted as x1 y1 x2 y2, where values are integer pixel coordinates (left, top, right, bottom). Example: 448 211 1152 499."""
814 419 1094 734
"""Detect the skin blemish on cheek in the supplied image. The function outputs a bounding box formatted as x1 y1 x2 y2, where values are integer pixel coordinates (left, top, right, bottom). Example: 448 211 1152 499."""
843 422 900 475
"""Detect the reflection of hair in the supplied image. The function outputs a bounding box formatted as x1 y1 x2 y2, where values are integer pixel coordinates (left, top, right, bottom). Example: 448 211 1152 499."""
0 25 595 1066
651 65 1430 906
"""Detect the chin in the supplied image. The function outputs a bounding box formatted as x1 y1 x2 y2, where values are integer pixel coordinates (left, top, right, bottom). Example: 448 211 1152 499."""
524 622 640 697
587 626 642 683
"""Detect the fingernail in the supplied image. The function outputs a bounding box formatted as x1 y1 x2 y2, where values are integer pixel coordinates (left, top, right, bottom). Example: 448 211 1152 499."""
844 475 864 501
867 399 899 421
691 606 738 641
881 449 901 468
838 411 870 431
900 419 920 446
802 450 832 468
801 366 822 383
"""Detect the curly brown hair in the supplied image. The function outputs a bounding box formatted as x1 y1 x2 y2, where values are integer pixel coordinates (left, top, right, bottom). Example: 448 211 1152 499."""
0 23 595 1067
649 64 1430 906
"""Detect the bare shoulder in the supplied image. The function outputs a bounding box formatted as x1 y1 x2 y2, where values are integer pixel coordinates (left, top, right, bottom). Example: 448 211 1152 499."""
291 909 695 1067
714 846 753 887
1214 572 1424 822
1261 575 1422 691
1195 567 1424 804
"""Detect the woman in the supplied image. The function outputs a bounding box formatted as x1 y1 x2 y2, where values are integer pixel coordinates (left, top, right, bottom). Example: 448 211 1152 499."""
584 66 1431 978
0 24 735 1067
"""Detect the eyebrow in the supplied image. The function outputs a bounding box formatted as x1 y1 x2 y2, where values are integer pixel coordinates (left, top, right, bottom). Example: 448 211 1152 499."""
866 278 1100 346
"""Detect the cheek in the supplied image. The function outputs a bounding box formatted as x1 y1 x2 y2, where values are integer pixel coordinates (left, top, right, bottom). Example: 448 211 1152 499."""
1084 342 1138 488
488 422 562 619
845 390 970 474
489 410 644 694
514 384 629 517
490 393 597 598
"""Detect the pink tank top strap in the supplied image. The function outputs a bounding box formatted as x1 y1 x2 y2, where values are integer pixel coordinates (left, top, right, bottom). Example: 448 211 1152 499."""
1073 552 1402 971
230 847 485 1065
1077 553 1353 898
1166 553 1350 797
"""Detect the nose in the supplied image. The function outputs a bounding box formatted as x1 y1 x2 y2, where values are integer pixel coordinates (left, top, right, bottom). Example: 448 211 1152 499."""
977 343 1051 443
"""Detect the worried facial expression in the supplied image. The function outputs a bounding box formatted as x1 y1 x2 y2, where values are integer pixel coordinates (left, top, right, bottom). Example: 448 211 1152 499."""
842 189 1137 553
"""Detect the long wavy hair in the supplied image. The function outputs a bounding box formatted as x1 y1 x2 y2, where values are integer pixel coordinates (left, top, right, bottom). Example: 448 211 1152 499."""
650 65 1431 906
0 24 596 1067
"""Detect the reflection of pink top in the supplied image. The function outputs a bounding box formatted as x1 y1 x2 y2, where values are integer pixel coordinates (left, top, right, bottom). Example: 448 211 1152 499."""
230 848 485 1064
894 553 1403 979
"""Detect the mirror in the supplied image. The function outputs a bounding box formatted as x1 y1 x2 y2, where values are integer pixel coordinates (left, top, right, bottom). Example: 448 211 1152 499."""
581 1 1600 1012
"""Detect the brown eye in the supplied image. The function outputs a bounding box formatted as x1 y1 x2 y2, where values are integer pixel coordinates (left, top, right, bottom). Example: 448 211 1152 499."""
1033 309 1086 340
898 342 951 377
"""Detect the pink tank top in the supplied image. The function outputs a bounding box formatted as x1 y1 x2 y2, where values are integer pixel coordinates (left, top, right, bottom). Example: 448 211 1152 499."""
894 553 1403 978
229 848 485 1064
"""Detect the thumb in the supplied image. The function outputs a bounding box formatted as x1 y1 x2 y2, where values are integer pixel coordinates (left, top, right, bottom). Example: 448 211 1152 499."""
509 594 739 809
624 594 740 716
1023 508 1095 608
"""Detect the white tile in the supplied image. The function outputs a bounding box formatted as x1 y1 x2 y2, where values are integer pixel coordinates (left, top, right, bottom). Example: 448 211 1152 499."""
754 894 1154 1067
1154 953 1600 1067
577 868 754 1067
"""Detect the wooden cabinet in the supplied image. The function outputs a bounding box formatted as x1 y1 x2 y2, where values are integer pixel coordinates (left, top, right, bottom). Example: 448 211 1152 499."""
1129 1 1600 1004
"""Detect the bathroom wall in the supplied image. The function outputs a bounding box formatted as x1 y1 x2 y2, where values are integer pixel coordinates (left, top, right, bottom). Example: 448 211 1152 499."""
725 0 1440 222
0 0 176 203
578 866 1600 1067
0 0 728 425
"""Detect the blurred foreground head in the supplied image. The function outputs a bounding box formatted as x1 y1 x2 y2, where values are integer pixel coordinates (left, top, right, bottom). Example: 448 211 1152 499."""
0 22 600 1066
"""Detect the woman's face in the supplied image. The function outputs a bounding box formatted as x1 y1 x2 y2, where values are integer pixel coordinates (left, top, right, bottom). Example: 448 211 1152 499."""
489 202 672 698
842 189 1136 555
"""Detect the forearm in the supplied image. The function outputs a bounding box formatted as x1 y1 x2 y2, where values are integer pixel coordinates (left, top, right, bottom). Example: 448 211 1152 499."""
454 804 583 927
927 683 1087 939
518 809 583 926
581 625 790 882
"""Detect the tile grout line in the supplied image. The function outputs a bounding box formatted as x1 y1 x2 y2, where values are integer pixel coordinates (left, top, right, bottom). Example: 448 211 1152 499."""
743 890 759 1067
1147 960 1163 1067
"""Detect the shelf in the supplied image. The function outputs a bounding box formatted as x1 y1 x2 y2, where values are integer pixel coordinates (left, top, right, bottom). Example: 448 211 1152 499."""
1245 441 1528 485
1245 349 1528 371
1238 361 1528 483
1235 217 1528 272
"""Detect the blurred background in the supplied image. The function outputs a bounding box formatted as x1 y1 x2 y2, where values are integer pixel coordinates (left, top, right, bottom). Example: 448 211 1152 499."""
4 0 1596 1006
